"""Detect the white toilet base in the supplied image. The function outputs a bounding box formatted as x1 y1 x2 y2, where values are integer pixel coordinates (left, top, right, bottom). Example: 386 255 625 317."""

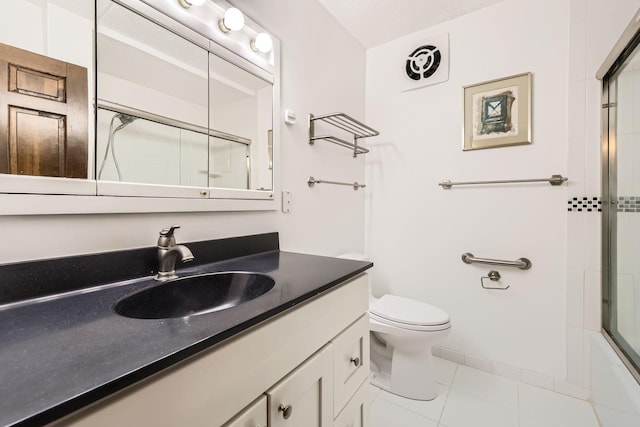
391 349 437 400
370 370 391 392
369 327 449 401
370 351 438 400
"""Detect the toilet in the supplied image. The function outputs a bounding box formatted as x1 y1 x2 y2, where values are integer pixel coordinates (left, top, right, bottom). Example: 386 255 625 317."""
338 253 451 401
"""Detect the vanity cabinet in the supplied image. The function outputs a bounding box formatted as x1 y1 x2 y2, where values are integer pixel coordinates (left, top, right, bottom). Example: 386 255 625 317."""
54 274 370 427
331 314 370 416
223 396 267 427
334 380 370 427
267 345 333 426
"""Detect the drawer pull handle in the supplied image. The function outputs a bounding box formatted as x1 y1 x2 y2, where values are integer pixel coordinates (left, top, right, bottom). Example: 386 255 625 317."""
278 404 293 419
350 356 360 366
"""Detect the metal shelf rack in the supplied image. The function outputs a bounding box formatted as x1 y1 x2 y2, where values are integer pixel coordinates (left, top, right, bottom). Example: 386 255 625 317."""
308 113 379 157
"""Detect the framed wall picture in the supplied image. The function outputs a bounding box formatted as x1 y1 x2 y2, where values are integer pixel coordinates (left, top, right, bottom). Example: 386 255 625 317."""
463 72 531 150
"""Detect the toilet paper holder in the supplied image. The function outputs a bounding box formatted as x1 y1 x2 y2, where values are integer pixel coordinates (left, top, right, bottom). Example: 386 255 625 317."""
481 270 510 290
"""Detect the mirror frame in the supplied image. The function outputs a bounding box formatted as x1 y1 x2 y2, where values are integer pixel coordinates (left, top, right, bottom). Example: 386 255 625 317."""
0 0 280 215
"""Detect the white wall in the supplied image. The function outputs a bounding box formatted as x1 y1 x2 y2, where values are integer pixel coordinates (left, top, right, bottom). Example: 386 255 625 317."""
366 0 570 381
0 0 367 263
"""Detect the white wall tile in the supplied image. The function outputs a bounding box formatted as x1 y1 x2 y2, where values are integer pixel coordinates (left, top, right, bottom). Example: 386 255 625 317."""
569 80 587 139
584 212 602 272
635 274 640 335
491 361 522 382
616 133 634 197
432 345 441 357
567 212 586 269
617 71 634 135
567 138 586 196
568 0 587 82
521 370 555 391
583 77 603 196
632 133 640 195
584 270 602 332
567 269 585 328
616 273 636 340
567 326 585 386
440 347 464 365
633 70 640 134
464 354 491 373
616 215 637 278
583 329 592 389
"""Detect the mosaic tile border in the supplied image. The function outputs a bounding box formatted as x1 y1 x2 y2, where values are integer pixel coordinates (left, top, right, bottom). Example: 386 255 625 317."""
568 197 602 212
568 196 640 212
615 196 640 212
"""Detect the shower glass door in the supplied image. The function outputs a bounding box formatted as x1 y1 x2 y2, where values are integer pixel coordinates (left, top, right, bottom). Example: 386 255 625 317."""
603 36 640 376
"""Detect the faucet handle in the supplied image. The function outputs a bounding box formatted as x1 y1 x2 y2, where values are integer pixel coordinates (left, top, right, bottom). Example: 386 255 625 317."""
158 225 181 248
159 225 181 237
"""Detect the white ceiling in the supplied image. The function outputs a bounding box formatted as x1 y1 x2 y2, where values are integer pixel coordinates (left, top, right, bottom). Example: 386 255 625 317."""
318 0 503 48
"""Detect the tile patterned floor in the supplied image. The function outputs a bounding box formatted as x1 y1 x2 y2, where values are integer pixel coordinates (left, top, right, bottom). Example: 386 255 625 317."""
369 357 601 427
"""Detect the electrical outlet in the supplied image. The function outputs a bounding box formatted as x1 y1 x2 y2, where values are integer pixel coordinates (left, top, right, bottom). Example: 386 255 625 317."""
282 190 292 213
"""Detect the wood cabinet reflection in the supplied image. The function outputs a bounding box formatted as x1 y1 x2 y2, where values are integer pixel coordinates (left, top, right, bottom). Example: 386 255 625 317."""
0 42 88 178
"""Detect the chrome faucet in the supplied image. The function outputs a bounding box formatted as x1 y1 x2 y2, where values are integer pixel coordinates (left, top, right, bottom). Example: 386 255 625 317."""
155 225 194 281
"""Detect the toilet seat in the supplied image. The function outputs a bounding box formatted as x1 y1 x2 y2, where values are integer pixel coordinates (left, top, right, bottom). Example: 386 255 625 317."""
370 294 450 331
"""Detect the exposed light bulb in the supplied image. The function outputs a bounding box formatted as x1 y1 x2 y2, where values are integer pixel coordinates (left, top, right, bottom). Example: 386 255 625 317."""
218 8 244 32
251 33 273 53
178 0 206 8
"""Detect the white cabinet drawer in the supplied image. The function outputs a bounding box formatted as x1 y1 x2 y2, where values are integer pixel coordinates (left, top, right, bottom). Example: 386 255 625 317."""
267 344 334 427
331 314 370 416
223 396 267 427
333 380 369 427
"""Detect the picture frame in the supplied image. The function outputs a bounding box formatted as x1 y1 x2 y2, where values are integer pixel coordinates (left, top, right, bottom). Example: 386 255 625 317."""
463 72 531 151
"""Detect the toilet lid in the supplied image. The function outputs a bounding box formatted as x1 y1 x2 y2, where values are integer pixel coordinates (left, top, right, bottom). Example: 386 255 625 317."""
370 294 450 327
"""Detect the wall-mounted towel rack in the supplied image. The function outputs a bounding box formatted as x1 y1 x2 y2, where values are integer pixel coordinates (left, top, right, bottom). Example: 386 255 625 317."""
308 113 379 157
462 252 532 270
439 174 568 189
307 176 366 191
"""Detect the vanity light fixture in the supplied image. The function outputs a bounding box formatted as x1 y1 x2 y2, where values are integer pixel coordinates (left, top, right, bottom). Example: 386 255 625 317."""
251 32 273 53
218 7 244 32
178 0 206 8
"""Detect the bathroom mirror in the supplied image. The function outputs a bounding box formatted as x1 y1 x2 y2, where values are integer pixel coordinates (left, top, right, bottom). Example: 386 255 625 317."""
0 0 279 211
96 0 275 198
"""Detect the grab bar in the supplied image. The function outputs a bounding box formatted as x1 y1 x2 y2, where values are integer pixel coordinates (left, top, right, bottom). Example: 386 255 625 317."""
462 252 532 270
307 176 366 190
439 174 568 189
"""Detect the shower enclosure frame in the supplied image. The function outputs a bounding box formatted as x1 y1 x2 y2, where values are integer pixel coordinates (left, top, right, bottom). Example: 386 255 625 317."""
600 12 640 383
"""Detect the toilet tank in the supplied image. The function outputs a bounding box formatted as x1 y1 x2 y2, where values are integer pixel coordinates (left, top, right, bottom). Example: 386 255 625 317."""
337 253 369 261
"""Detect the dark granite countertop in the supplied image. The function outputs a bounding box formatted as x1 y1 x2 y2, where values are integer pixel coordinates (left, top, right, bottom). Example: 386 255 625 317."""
0 233 372 426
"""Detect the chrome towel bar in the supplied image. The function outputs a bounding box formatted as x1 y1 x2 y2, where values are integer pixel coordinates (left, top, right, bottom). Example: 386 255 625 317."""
439 174 568 189
462 252 532 270
307 176 365 190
